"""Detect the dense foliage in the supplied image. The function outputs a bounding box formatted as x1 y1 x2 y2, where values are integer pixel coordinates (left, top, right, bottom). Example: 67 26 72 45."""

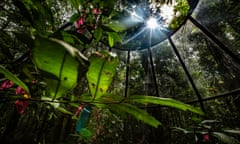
0 0 239 143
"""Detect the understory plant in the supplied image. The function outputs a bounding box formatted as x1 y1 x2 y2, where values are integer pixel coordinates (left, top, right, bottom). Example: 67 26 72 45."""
172 119 240 144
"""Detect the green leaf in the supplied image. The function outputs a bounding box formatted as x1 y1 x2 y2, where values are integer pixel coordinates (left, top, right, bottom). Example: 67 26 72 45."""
112 32 121 43
201 119 219 124
106 103 161 128
65 31 91 44
101 25 115 32
126 96 204 115
80 128 93 139
106 32 121 47
61 32 75 44
105 22 126 32
223 129 240 135
171 127 191 134
57 107 74 115
212 132 240 144
49 37 89 66
94 27 103 42
70 13 80 23
190 116 202 123
32 37 79 99
86 51 118 101
0 65 30 93
107 32 114 47
41 96 60 108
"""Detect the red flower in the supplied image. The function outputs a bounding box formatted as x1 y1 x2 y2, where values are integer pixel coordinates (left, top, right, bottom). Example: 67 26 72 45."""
77 29 83 34
0 81 30 115
15 86 30 115
93 8 101 14
0 80 14 90
75 17 86 34
76 17 84 28
203 133 210 141
16 86 26 95
15 100 29 115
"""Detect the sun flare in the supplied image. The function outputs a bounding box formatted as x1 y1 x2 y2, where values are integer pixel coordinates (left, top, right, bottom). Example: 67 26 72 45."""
147 17 158 29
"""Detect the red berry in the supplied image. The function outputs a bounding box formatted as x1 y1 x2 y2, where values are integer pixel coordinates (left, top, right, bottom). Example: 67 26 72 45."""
0 80 14 89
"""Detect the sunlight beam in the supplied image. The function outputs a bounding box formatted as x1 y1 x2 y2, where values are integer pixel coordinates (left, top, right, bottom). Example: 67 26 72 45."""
147 17 158 29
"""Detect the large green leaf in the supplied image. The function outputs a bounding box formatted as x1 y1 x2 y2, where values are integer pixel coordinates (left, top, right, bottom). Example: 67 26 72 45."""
90 94 161 127
86 51 118 101
106 103 161 128
126 95 204 115
32 37 79 99
0 65 30 93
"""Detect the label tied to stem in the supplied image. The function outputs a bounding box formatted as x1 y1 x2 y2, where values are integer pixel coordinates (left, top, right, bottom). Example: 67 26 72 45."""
75 105 91 132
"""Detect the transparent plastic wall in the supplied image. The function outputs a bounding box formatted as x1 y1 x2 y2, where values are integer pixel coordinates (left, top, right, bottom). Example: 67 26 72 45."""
193 0 240 55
